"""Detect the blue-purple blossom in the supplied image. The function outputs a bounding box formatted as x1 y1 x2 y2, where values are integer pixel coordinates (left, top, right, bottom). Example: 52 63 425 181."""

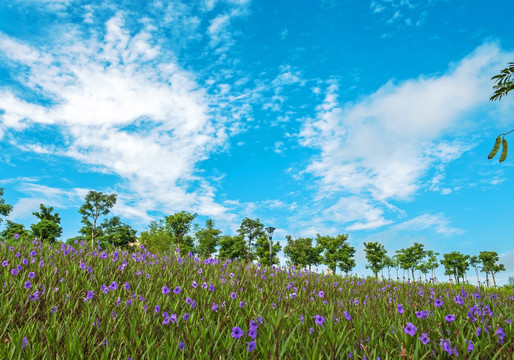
24 281 32 289
231 327 244 339
173 286 181 294
178 342 185 351
418 333 430 345
28 272 35 279
444 314 456 323
467 340 474 353
22 337 28 348
404 323 417 336
313 315 325 328
248 327 257 339
397 304 404 314
162 286 170 295
246 340 256 352
231 292 237 299
434 299 443 308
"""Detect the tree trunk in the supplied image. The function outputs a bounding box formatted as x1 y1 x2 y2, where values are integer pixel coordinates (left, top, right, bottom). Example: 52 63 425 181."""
485 271 489 287
491 271 497 287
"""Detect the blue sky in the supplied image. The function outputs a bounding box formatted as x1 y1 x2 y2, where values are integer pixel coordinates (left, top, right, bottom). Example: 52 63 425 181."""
1 0 514 284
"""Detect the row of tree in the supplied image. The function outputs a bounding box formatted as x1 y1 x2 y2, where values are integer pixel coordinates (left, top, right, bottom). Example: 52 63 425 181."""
0 189 507 287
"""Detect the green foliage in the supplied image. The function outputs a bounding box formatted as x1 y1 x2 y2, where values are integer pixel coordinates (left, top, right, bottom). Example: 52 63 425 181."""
78 191 117 249
165 211 197 252
253 235 282 266
139 220 173 255
195 219 222 259
30 204 63 243
395 243 426 280
98 216 137 249
363 242 387 278
315 233 353 275
440 251 470 283
490 61 514 101
0 188 13 225
237 217 266 263
218 234 247 261
283 235 323 271
478 251 505 287
0 220 31 243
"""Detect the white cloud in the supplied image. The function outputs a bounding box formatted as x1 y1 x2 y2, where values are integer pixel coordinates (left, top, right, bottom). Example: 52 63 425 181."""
0 15 235 223
392 213 465 235
300 44 512 202
297 43 512 230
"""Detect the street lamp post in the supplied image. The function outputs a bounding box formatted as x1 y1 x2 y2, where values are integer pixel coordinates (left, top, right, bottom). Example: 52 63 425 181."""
265 227 276 268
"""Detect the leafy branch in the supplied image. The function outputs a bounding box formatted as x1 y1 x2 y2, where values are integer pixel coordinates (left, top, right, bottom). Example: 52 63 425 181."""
490 61 514 101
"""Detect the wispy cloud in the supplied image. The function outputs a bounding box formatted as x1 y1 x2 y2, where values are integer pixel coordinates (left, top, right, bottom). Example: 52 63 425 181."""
0 13 237 222
392 213 465 235
298 43 513 229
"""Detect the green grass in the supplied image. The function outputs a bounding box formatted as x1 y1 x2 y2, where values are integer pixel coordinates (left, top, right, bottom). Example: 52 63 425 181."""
1 240 513 359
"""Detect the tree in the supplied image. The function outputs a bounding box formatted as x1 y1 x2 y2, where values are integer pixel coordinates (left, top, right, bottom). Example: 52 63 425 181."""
0 188 13 225
99 216 137 249
30 204 63 243
440 252 469 283
396 243 426 281
218 235 247 261
283 235 323 271
488 60 514 162
165 211 197 254
315 233 352 275
478 251 505 287
79 191 117 249
140 219 173 255
382 255 394 280
469 255 482 285
237 217 266 264
253 234 282 266
0 220 30 242
425 250 440 282
338 243 356 276
363 242 387 278
195 219 222 259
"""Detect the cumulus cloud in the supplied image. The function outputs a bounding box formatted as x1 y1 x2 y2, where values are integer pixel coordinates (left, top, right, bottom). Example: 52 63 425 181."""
298 43 513 229
392 213 465 235
0 14 233 222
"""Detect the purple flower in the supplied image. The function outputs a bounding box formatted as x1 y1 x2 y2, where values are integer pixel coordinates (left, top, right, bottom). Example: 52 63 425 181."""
124 282 130 291
183 313 189 321
495 327 506 342
444 314 456 323
86 290 94 300
14 233 20 239
404 323 417 336
162 286 170 295
440 338 453 355
239 301 244 308
467 340 474 353
257 316 263 324
212 303 218 312
299 315 304 323
22 337 28 348
231 327 244 339
1 260 8 267
24 281 32 289
246 340 256 352
173 286 181 294
309 328 314 334
209 284 215 292
318 290 325 298
109 281 118 291
28 272 35 279
313 315 325 328
418 333 430 345
231 292 237 299
344 311 351 321
454 295 464 305
248 327 257 339
397 304 404 314
192 280 198 288
434 299 443 308
11 268 18 276
178 342 185 351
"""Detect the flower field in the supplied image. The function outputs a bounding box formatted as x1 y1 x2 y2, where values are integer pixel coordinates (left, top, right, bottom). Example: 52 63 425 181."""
1 239 513 359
